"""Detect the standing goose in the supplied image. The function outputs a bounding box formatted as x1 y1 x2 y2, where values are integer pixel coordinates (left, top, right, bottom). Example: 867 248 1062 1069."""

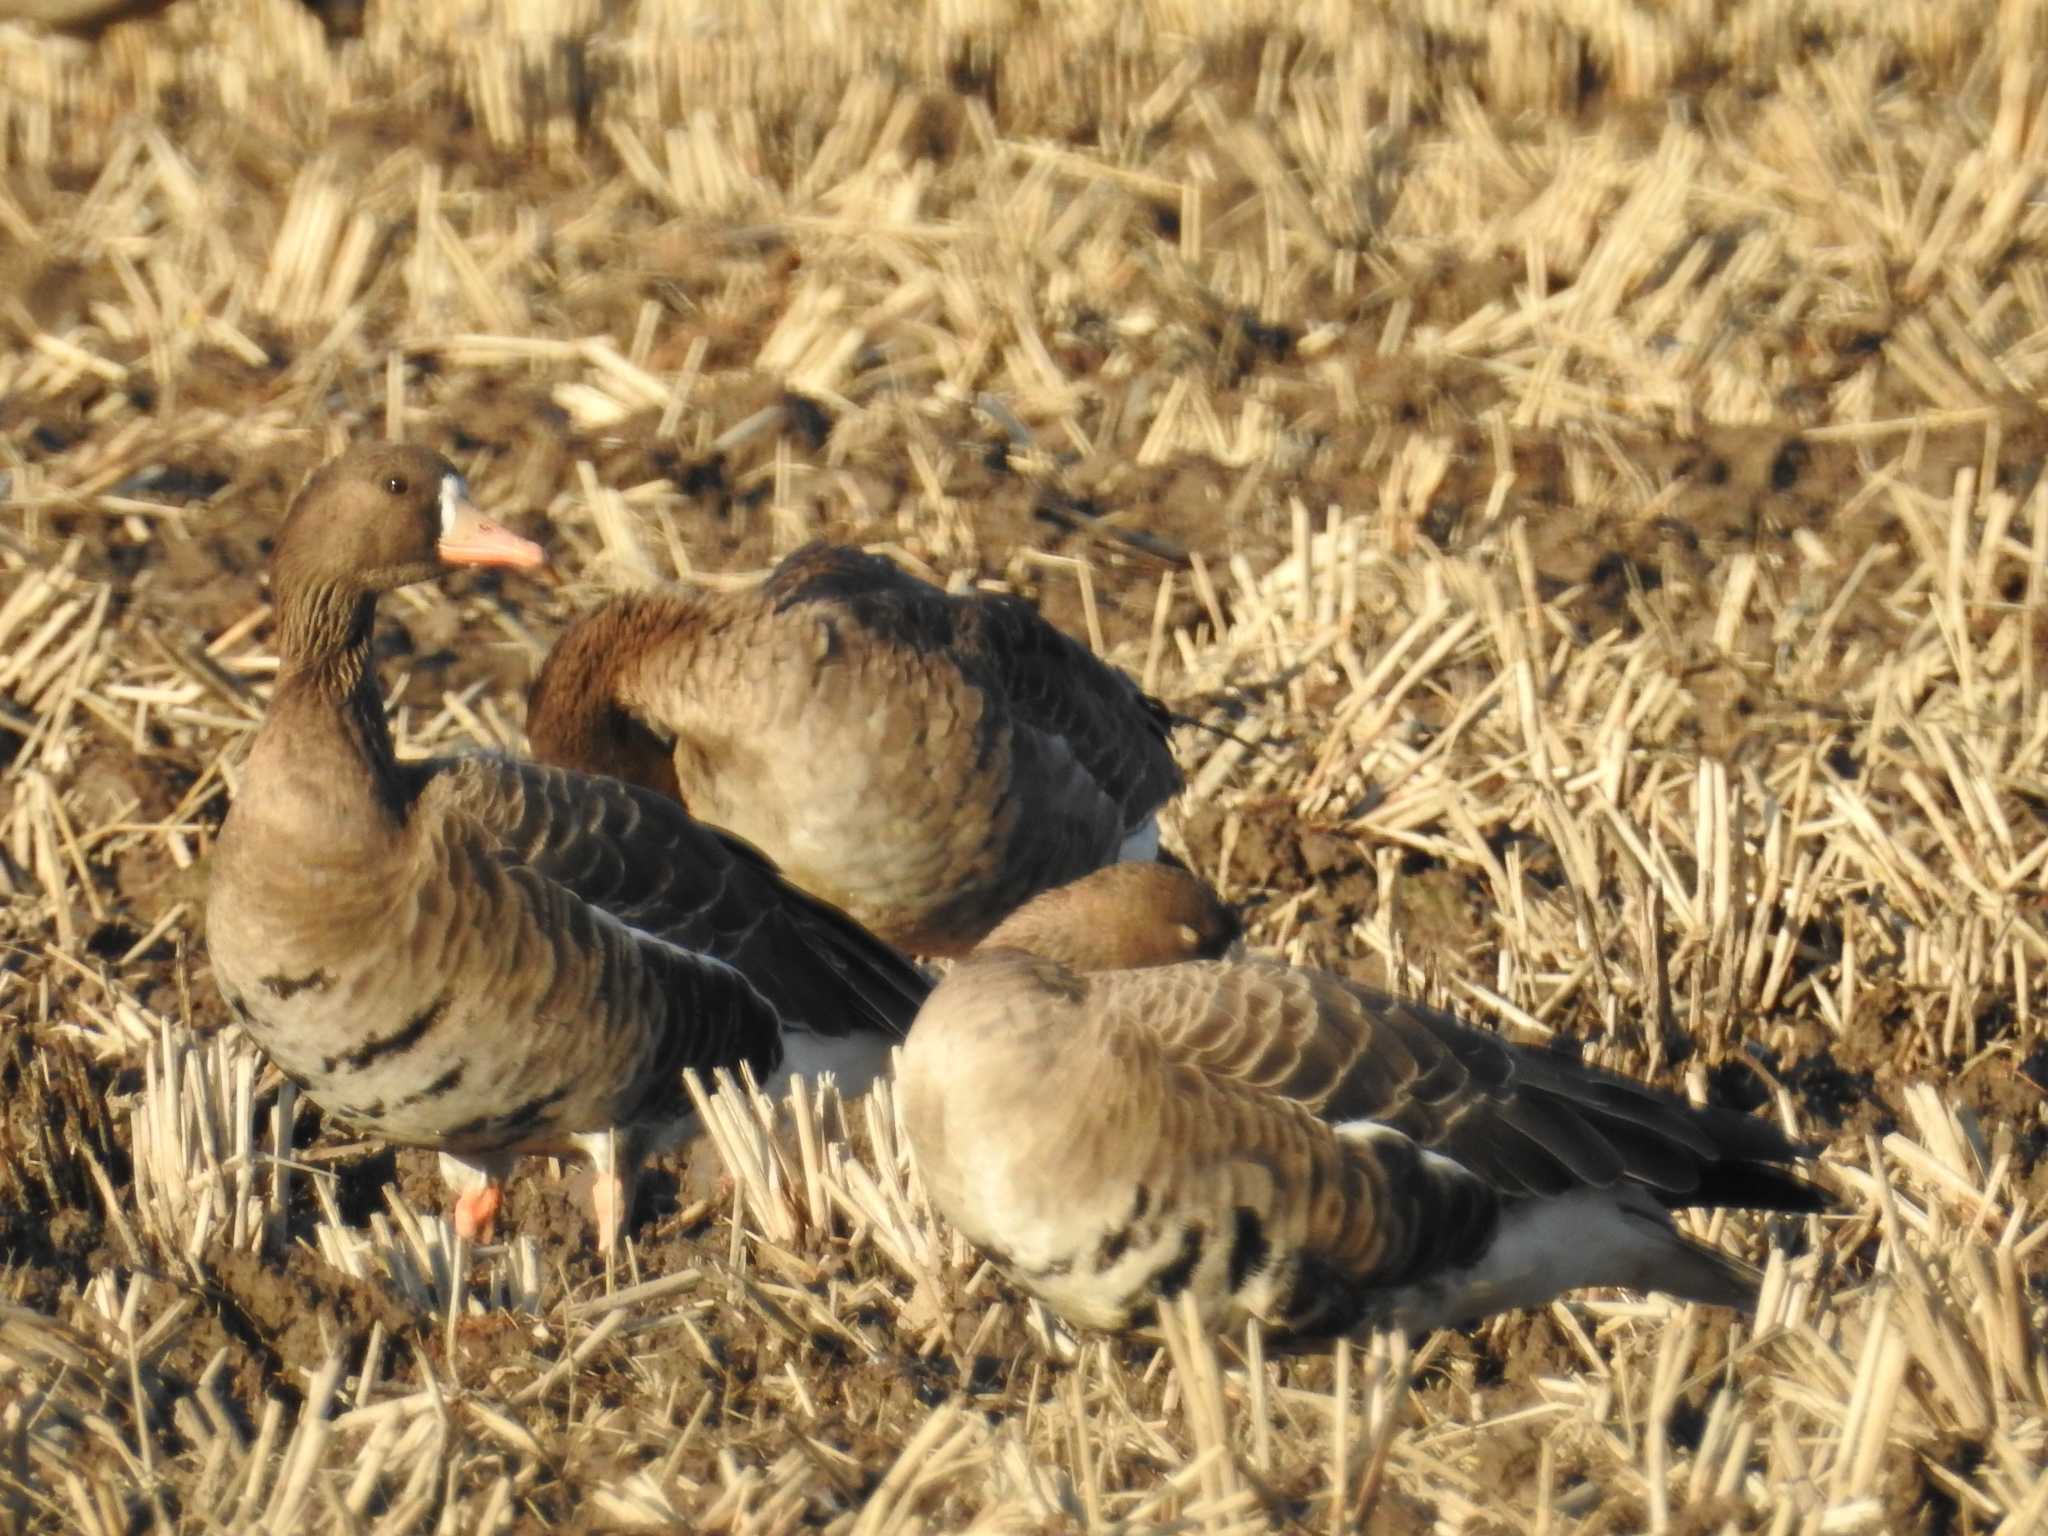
526 543 1184 957
899 864 1825 1341
205 444 930 1249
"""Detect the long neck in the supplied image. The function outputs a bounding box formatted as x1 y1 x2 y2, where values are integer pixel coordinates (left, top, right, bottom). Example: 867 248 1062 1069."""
527 598 686 802
268 577 400 800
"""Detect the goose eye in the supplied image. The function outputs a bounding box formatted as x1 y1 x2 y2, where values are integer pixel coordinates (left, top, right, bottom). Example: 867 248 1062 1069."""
384 474 409 496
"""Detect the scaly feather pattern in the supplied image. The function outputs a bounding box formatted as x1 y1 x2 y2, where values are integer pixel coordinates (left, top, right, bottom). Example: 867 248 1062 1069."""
899 864 1824 1342
528 543 1184 956
207 445 929 1249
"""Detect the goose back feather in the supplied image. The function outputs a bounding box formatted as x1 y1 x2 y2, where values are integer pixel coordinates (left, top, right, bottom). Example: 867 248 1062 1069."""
527 543 1184 956
206 446 930 1246
898 864 1824 1341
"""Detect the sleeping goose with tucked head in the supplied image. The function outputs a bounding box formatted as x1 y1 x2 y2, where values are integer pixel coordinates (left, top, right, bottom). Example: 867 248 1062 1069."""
204 444 930 1250
898 863 1826 1341
525 543 1185 958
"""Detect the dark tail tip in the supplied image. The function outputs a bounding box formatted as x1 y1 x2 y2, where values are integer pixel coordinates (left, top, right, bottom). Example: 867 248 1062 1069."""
1662 1159 1833 1216
1656 1236 1766 1312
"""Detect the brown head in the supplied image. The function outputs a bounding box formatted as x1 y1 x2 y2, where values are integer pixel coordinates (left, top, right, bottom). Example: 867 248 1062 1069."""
270 443 543 672
274 443 541 597
526 598 685 802
978 863 1244 973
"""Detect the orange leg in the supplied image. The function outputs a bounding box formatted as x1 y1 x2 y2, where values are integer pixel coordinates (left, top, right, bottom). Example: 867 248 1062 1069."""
572 1129 640 1254
439 1151 514 1246
587 1170 626 1254
452 1181 503 1244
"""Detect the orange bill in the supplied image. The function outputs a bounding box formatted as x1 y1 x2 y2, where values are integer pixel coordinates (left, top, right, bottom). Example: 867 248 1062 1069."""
438 486 545 570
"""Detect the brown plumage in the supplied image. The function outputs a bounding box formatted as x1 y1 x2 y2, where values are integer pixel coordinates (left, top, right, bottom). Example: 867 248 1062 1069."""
898 864 1825 1342
205 445 930 1249
525 544 1185 957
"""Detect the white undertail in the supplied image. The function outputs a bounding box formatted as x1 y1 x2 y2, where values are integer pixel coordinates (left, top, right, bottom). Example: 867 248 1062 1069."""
1117 816 1161 863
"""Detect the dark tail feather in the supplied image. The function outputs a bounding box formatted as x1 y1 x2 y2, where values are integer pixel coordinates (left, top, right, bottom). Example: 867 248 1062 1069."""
697 822 934 1039
1660 1159 1832 1215
1654 1235 1765 1311
785 892 935 1039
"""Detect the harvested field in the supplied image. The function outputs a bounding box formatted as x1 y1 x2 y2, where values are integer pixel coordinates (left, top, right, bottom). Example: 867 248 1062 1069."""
4 0 2048 1530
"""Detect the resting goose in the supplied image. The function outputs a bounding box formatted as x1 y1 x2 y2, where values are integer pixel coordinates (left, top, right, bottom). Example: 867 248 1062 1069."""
526 543 1184 957
899 863 1825 1341
205 444 930 1249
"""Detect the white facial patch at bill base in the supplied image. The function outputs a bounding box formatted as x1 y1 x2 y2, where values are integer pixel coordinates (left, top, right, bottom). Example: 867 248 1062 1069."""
438 473 471 536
